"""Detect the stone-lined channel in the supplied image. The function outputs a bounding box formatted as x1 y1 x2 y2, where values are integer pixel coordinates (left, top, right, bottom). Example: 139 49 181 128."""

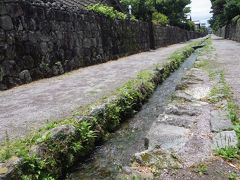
67 52 199 179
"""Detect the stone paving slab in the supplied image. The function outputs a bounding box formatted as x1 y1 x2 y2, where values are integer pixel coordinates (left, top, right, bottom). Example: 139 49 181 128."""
210 110 234 133
146 122 190 151
212 131 238 149
0 40 198 143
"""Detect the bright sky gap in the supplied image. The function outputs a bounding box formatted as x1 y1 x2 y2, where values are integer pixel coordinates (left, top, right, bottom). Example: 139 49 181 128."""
189 0 212 25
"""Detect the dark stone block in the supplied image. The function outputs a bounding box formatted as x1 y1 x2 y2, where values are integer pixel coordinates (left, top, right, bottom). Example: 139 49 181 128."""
5 45 16 59
0 16 14 31
2 60 19 76
30 68 44 80
0 3 7 15
19 69 32 83
0 28 5 41
6 4 24 18
16 55 35 69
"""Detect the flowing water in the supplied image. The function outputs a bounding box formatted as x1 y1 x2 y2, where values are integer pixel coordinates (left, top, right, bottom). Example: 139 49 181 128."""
67 52 199 180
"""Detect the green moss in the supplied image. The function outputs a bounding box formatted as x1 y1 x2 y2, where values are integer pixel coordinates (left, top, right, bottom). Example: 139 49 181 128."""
193 163 208 175
141 153 151 163
194 60 209 69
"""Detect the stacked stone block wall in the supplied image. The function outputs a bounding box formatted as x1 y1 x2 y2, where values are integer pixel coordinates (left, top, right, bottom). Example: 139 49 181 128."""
153 25 203 48
0 0 204 90
216 17 240 42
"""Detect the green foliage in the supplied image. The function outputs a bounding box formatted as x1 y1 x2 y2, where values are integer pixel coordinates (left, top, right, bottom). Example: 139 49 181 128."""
120 0 154 21
209 0 240 31
131 175 140 180
208 70 239 124
186 20 196 31
104 102 122 131
224 0 240 22
169 45 193 62
155 0 191 27
115 70 156 121
152 12 169 26
87 3 128 20
78 121 96 143
234 125 240 141
193 163 208 175
20 155 56 180
208 71 232 103
229 172 238 180
121 0 191 28
197 26 208 34
228 101 239 123
215 147 239 161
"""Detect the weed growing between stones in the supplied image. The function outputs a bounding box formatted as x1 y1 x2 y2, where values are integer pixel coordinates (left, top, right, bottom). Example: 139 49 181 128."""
208 71 240 125
229 172 238 180
193 163 208 175
196 36 214 55
120 175 140 180
0 40 204 179
209 72 240 161
198 37 240 162
214 147 239 161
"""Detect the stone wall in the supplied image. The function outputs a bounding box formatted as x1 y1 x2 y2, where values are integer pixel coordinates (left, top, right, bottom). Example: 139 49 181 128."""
0 0 204 90
216 16 240 42
154 25 203 48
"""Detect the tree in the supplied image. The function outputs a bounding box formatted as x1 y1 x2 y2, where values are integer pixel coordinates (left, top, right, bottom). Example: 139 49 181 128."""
224 0 240 22
155 0 191 27
120 0 192 28
152 12 169 26
209 0 240 31
120 0 154 20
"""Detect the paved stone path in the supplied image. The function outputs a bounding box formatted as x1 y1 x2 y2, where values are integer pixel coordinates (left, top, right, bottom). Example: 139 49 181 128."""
0 40 200 143
212 35 240 105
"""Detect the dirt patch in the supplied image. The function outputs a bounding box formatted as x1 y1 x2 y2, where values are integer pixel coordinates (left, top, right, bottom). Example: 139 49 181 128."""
161 158 240 180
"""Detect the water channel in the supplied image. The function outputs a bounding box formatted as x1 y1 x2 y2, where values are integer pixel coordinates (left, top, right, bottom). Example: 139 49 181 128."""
67 51 199 179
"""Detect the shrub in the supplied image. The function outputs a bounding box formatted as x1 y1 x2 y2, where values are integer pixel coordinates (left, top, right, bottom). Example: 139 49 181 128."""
152 12 169 26
87 3 128 20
